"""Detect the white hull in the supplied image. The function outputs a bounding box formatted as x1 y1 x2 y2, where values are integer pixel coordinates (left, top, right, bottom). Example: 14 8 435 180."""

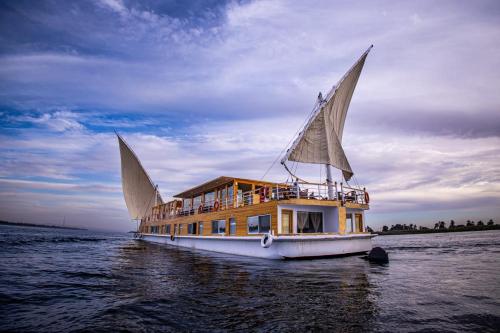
140 234 375 259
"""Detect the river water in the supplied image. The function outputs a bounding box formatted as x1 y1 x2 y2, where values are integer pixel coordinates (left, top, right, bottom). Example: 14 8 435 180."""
0 225 499 332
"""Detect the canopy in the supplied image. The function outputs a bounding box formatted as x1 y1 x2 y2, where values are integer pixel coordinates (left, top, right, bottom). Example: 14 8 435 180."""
282 46 372 181
117 134 163 219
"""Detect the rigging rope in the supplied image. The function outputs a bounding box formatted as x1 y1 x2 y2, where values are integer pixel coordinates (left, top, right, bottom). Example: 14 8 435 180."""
139 184 159 222
260 98 322 181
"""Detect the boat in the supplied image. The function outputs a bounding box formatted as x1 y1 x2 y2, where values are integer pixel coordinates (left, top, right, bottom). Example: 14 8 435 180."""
117 46 375 259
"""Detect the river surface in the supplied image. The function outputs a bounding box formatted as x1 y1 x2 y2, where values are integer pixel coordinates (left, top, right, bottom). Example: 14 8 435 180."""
0 225 499 332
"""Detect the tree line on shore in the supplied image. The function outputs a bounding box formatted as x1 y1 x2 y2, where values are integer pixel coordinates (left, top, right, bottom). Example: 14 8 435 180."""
369 219 499 234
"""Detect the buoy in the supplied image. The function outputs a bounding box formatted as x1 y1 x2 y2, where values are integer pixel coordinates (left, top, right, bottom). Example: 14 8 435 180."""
261 233 273 248
367 247 388 263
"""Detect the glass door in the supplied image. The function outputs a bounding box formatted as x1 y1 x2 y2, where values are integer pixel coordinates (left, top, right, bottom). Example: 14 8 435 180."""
281 209 293 234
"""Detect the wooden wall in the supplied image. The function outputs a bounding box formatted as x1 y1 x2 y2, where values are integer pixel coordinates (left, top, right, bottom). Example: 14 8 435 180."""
147 200 279 237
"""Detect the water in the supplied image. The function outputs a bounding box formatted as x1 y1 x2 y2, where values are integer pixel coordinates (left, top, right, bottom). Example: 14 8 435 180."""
0 225 499 332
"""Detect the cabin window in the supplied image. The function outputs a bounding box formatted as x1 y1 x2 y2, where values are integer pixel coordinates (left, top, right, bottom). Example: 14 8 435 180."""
199 222 204 235
205 191 215 206
211 219 226 234
166 225 171 234
188 222 197 235
238 183 252 205
229 217 236 235
247 214 271 234
150 225 160 234
193 195 202 210
297 211 323 233
220 187 227 208
182 198 190 212
227 185 234 206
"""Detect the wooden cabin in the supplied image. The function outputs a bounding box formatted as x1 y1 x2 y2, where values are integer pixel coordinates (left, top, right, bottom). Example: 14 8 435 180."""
140 176 369 237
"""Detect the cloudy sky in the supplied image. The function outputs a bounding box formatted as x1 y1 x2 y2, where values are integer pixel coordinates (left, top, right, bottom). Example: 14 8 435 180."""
1 0 499 231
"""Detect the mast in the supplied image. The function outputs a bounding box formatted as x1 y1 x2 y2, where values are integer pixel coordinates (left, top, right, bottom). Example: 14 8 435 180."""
325 165 335 199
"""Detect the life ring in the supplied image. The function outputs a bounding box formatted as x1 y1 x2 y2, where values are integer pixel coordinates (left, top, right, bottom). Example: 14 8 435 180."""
213 200 219 211
198 205 203 214
170 234 175 241
364 191 370 204
261 233 273 248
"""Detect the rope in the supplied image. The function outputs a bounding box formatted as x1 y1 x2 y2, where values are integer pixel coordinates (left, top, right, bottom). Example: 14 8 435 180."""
260 99 322 181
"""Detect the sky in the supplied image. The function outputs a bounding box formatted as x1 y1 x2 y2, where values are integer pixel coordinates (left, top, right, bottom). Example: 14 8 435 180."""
0 0 499 232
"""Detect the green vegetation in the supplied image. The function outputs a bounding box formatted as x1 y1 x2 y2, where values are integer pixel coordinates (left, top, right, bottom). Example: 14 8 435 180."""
374 219 499 235
0 220 86 231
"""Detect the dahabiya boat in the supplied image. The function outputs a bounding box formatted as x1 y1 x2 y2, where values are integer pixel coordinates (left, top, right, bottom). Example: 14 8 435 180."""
117 45 374 259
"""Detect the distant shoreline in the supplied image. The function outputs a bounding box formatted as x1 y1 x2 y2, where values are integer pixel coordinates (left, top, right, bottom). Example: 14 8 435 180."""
0 220 87 231
374 224 500 236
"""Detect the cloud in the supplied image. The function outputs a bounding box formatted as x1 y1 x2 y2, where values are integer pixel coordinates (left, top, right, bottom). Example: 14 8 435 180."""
0 0 499 231
1 0 499 128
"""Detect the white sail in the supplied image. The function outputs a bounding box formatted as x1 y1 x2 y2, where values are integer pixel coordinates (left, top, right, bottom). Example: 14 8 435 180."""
283 46 372 181
117 134 163 220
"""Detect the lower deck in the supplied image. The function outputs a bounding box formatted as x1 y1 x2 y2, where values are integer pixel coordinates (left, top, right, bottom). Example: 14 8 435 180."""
141 199 369 239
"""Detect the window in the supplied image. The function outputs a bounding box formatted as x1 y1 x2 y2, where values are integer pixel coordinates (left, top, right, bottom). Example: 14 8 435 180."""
281 210 292 234
205 191 215 205
247 214 271 234
297 211 323 233
150 225 160 234
193 195 202 210
199 222 204 235
179 224 184 234
188 222 197 235
229 217 236 235
227 185 234 205
220 187 227 208
182 198 191 212
166 225 171 234
211 219 226 234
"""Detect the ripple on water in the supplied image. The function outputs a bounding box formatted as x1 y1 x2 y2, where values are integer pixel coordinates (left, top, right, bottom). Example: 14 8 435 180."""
0 226 499 332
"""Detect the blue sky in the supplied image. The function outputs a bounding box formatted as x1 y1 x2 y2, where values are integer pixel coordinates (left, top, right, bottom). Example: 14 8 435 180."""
1 0 499 231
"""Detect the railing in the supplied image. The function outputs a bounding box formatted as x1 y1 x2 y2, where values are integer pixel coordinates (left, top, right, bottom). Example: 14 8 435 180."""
146 181 368 222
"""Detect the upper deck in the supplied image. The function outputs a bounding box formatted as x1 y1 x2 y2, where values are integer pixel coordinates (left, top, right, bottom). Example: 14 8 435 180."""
145 176 369 225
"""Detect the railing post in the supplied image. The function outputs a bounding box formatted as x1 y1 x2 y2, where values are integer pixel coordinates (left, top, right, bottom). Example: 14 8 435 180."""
340 182 344 204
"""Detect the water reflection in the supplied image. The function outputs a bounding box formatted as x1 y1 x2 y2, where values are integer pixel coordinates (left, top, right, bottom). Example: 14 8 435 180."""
108 241 377 332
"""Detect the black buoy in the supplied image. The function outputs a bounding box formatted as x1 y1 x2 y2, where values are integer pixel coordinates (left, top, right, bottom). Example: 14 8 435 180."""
367 247 389 263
